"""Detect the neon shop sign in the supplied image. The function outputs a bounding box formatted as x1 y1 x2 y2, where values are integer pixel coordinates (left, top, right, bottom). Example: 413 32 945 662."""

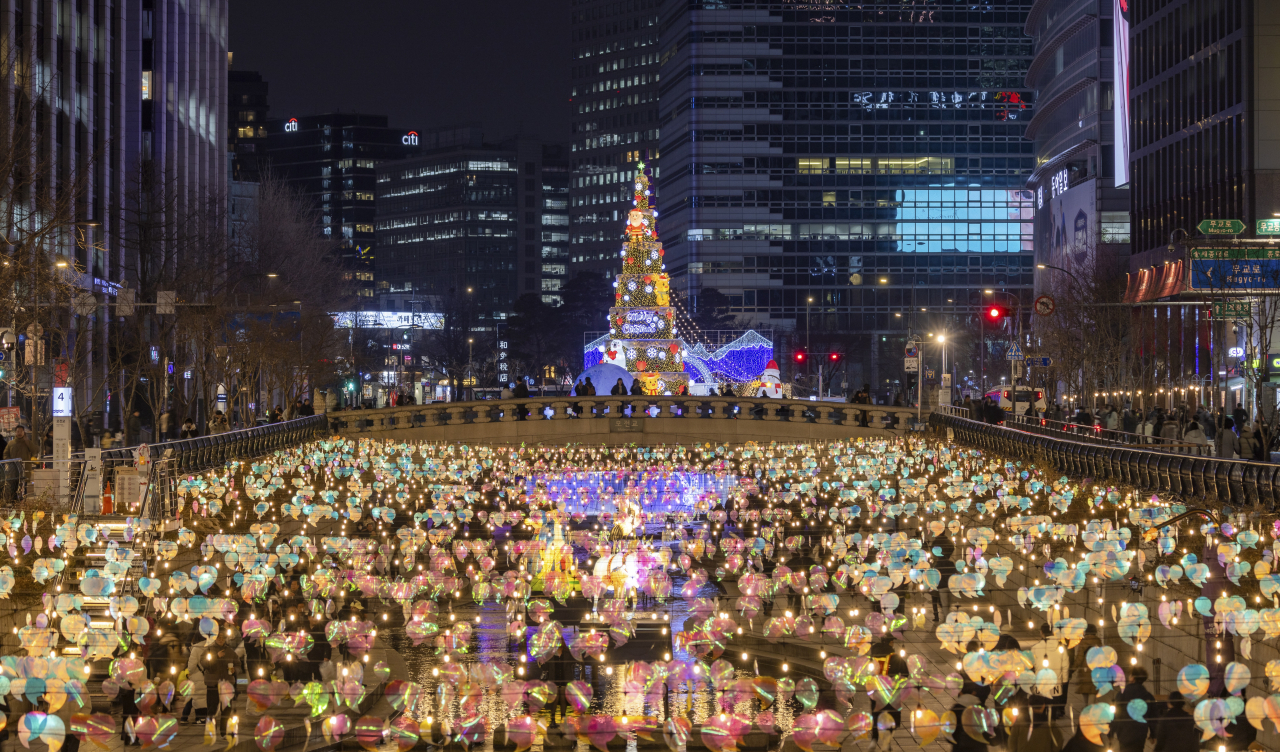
285 118 299 133
621 310 662 336
402 131 419 146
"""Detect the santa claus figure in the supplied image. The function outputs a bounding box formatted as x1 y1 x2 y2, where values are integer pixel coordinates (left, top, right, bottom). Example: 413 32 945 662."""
757 359 784 398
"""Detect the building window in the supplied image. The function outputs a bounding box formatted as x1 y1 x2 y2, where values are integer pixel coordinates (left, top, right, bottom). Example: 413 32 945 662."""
878 157 954 175
1101 212 1131 244
141 71 152 100
834 158 873 174
797 158 826 174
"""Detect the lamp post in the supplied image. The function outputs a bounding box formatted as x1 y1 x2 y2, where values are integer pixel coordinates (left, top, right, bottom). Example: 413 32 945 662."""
806 296 813 386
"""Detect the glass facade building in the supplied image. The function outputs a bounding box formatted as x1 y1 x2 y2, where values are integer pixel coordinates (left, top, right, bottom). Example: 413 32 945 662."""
569 0 666 281
265 113 419 300
657 1 1037 386
374 130 570 319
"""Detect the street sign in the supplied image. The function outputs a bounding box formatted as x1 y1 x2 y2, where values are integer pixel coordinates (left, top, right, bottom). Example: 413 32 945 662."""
1033 295 1056 316
1025 357 1053 368
52 387 72 418
1013 361 1024 378
1258 219 1280 235
1198 219 1246 235
941 373 952 388
904 345 919 358
926 369 935 379
1190 248 1280 292
1006 344 1023 360
1211 300 1252 318
904 357 919 373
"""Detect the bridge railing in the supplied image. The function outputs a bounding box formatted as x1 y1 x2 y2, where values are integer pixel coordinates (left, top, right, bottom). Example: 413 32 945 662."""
328 397 926 434
931 410 1278 509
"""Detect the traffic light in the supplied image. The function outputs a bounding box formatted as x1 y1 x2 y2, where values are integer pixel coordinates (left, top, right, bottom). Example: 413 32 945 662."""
986 305 1011 320
829 352 841 363
794 351 806 363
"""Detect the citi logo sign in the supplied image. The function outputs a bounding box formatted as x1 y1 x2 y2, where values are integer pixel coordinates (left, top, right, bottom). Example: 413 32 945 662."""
402 131 419 146
285 118 299 133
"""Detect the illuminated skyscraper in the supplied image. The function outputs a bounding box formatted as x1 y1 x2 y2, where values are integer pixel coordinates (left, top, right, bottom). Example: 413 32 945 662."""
657 2 1037 389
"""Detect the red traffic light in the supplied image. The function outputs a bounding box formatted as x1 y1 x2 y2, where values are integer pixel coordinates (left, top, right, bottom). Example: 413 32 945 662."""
829 352 841 362
987 306 1010 319
795 351 806 362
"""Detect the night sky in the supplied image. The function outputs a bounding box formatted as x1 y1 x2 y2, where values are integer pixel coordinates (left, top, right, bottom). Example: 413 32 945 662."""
228 0 575 142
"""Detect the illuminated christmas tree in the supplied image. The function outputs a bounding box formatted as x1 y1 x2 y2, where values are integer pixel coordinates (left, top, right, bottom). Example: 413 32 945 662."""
604 164 689 396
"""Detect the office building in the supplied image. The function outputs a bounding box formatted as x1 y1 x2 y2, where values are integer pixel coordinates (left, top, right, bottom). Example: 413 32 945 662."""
228 70 269 182
656 2 1038 388
569 0 664 280
374 129 570 320
0 0 227 419
1026 0 1130 290
1128 0 1275 259
264 113 419 300
1121 0 1278 406
126 0 228 224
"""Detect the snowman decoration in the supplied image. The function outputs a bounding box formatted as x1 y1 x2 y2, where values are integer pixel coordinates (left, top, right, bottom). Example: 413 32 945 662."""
757 359 784 398
599 340 627 367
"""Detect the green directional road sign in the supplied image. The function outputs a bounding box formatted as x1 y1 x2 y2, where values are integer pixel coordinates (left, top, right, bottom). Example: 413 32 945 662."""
1198 219 1246 235
1212 300 1252 318
1259 219 1280 235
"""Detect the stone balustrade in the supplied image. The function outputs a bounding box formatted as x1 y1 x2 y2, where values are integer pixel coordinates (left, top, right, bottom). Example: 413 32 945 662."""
327 398 927 445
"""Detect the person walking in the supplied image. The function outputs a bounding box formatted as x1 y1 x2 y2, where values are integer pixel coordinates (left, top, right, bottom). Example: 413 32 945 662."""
1073 623 1102 706
1111 667 1154 752
200 630 240 736
1150 691 1197 752
1218 417 1240 459
126 410 143 446
1239 421 1261 461
1183 420 1208 455
1006 695 1062 752
930 529 955 621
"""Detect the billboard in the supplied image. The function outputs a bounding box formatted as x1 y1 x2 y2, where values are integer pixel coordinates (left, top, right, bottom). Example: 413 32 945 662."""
1114 0 1131 186
331 311 444 330
1036 176 1096 271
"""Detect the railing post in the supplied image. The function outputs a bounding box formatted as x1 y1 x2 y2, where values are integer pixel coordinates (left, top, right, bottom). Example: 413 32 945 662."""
709 400 730 419
550 401 573 420
446 406 468 426
499 401 519 423
472 404 493 424
603 400 623 417
815 404 838 425
761 401 782 421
